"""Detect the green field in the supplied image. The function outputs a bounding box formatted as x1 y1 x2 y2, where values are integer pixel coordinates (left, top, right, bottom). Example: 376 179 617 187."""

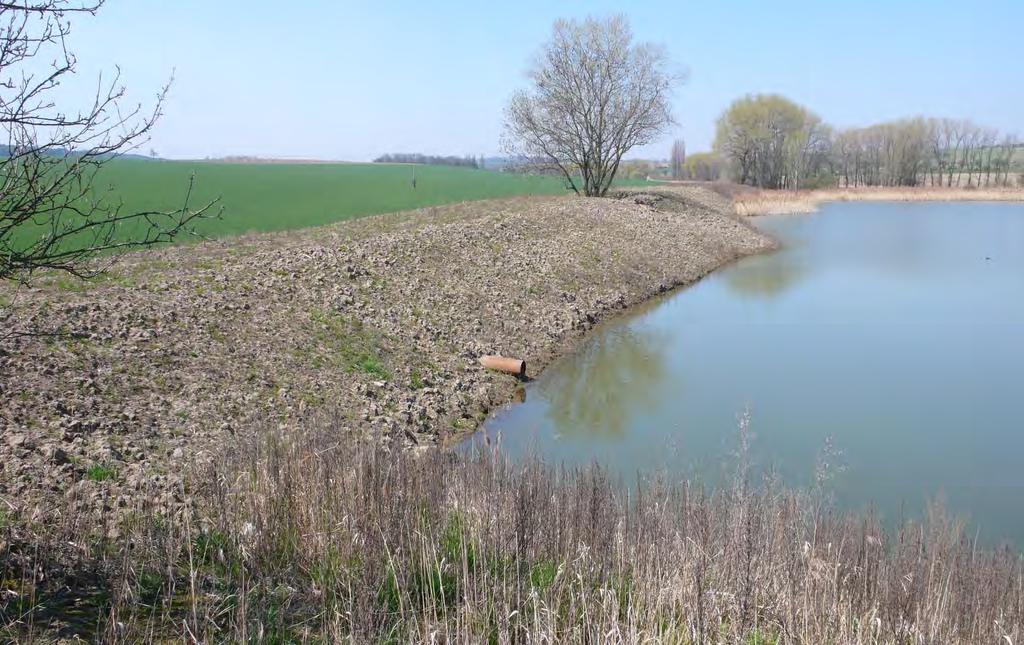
8 159 652 257
100 160 585 236
25 160 593 242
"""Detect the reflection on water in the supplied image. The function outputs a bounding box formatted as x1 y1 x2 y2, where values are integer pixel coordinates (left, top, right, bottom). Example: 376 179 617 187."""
471 201 1024 545
724 253 806 299
540 326 668 438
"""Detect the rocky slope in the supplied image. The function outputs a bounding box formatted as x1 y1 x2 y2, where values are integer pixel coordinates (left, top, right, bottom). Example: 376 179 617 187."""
0 187 773 522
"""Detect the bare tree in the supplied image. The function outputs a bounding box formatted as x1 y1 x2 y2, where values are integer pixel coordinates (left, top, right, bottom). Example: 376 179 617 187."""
502 16 679 197
0 1 215 283
670 138 685 180
928 118 946 186
998 135 1018 186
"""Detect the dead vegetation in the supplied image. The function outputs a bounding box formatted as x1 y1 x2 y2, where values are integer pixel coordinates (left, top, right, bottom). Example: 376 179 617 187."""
725 185 1024 216
2 418 1021 642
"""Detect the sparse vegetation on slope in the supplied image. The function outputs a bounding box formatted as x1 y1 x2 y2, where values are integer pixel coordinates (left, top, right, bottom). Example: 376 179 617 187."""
0 187 770 534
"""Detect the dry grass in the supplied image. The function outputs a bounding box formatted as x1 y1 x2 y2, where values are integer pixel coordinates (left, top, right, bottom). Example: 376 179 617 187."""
2 415 1021 643
730 186 1024 216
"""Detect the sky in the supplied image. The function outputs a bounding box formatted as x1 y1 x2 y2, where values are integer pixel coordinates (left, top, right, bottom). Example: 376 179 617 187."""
42 0 1024 161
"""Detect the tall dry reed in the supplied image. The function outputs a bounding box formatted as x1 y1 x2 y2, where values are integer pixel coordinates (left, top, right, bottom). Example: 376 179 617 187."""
730 186 1024 216
2 416 1022 643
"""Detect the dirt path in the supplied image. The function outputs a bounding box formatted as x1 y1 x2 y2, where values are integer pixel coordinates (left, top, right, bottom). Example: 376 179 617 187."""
0 187 773 519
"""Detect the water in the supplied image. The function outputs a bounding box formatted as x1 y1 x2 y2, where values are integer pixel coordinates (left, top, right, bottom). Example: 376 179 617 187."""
471 201 1024 544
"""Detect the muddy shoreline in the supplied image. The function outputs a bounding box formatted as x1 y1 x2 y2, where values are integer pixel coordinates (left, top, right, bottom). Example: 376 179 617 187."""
0 186 773 518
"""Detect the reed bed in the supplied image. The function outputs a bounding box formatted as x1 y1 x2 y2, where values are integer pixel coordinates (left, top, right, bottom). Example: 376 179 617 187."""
2 417 1022 643
731 186 1024 216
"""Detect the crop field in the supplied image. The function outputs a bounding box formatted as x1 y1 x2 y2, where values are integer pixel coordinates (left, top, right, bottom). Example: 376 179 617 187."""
11 159 649 253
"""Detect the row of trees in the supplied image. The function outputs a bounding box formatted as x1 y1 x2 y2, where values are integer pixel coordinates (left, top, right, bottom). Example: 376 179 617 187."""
713 94 1020 189
675 152 724 181
373 153 483 169
607 152 725 182
834 118 1019 188
617 160 656 180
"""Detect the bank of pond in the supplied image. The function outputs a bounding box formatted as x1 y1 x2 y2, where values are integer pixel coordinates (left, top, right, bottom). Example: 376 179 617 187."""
472 200 1024 546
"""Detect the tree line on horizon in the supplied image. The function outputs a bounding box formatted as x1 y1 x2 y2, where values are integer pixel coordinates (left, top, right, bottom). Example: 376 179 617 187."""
711 94 1021 190
666 147 726 182
373 153 484 169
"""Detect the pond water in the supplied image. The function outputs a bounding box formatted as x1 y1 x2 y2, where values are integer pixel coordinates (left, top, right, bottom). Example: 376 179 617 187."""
470 201 1024 544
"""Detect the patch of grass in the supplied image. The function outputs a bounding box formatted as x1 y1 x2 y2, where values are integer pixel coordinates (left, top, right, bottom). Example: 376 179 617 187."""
192 259 223 271
746 629 780 645
378 566 402 617
301 308 391 379
412 566 458 609
529 561 558 590
85 464 117 482
36 269 140 293
206 323 227 343
308 546 354 591
410 368 425 389
299 390 325 408
61 335 98 355
257 586 302 645
42 274 93 292
192 530 230 564
136 570 167 606
442 514 476 568
357 356 390 379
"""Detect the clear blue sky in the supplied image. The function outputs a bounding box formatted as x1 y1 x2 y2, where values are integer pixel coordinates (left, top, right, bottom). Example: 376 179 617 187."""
51 0 1024 160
